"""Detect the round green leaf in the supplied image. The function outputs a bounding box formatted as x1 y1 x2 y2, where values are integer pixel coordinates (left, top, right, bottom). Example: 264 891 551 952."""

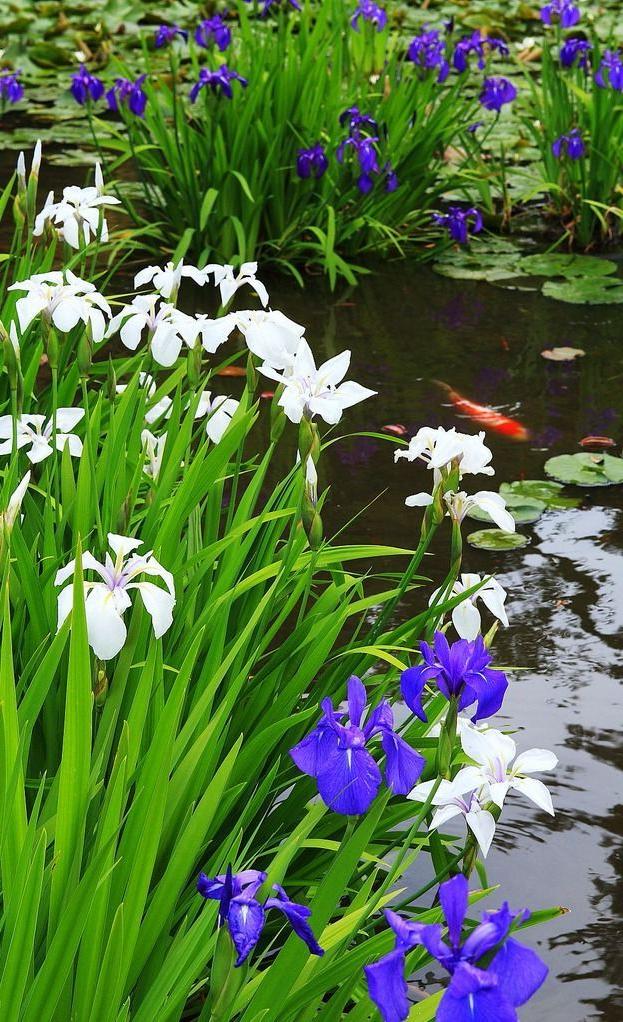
521 253 617 278
467 529 530 551
544 452 623 487
467 491 545 525
500 480 580 509
542 278 623 305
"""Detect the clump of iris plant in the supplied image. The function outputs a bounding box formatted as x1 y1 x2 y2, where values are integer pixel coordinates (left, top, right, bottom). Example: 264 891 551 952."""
154 24 188 48
432 206 483 244
406 27 450 82
365 873 548 1022
559 37 591 69
595 50 623 91
189 65 248 102
195 16 231 51
478 75 517 111
290 675 425 815
401 630 508 724
106 75 148 117
197 866 324 965
296 143 329 180
70 65 104 105
350 0 388 32
540 0 581 27
0 70 24 106
552 128 585 159
336 107 397 194
452 30 509 73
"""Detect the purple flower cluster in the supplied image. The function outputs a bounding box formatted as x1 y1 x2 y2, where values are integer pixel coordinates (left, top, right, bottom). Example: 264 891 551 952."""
154 24 188 48
559 37 591 69
195 16 232 52
432 206 483 245
407 28 450 82
0 71 24 105
453 30 509 73
248 0 301 15
540 0 581 26
552 127 585 158
351 0 388 32
479 75 517 111
106 75 148 117
365 874 548 1022
595 50 623 91
290 675 424 815
336 107 397 194
296 143 329 179
197 867 323 966
401 631 507 723
70 65 104 105
189 65 248 102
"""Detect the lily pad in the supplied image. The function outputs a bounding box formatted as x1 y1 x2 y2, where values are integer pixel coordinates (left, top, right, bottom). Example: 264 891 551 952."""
521 253 617 278
542 277 623 305
500 479 581 509
467 529 530 551
433 254 522 282
544 452 623 487
467 491 545 526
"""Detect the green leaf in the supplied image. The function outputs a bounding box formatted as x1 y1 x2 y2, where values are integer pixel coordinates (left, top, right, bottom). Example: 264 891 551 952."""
500 480 580 509
467 529 530 551
542 277 623 304
544 452 623 487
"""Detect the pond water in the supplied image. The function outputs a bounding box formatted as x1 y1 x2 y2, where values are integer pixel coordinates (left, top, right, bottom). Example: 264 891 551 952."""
268 267 623 1021
5 150 623 1019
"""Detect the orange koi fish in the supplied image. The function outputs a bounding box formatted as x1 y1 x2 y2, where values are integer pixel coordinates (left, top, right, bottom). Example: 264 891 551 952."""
432 380 530 442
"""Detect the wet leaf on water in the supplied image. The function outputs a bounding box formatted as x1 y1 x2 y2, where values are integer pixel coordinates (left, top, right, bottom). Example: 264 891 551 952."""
500 479 580 509
467 529 530 551
467 490 545 526
544 452 623 486
542 277 623 305
541 346 586 361
433 254 522 282
521 253 617 278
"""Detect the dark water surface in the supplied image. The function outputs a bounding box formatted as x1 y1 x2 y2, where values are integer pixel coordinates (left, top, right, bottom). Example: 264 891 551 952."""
267 267 623 1021
4 150 623 1018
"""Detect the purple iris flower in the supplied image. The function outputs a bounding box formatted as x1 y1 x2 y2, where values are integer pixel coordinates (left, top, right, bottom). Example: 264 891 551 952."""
401 631 507 723
106 75 148 117
552 128 585 159
339 105 378 135
479 75 517 111
432 206 483 244
559 37 591 69
154 25 188 48
0 71 24 105
296 143 329 179
70 65 104 105
453 31 509 73
595 50 623 91
250 0 302 14
383 161 399 192
365 874 548 1022
195 16 232 52
290 675 425 815
351 0 388 32
189 65 248 102
407 28 450 83
540 0 581 26
198 866 324 966
337 133 381 193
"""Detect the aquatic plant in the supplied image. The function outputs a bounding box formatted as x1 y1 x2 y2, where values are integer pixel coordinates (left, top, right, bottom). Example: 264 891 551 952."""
0 140 564 1022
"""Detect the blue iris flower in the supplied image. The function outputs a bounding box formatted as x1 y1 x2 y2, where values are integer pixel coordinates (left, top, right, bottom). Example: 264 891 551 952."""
453 31 509 73
197 866 324 965
290 675 425 815
0 71 24 105
540 0 581 27
432 206 483 245
407 28 450 82
559 37 591 69
351 0 388 32
70 65 104 105
296 143 329 179
552 128 585 159
478 75 517 111
195 16 232 52
365 874 548 1022
401 631 508 723
189 65 248 102
154 25 188 48
595 50 623 91
106 75 148 117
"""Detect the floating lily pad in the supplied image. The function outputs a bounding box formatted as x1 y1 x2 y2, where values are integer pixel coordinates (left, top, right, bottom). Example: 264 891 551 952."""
521 253 617 278
433 254 522 282
467 491 545 526
500 479 581 509
467 529 530 551
544 452 623 487
542 277 623 304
